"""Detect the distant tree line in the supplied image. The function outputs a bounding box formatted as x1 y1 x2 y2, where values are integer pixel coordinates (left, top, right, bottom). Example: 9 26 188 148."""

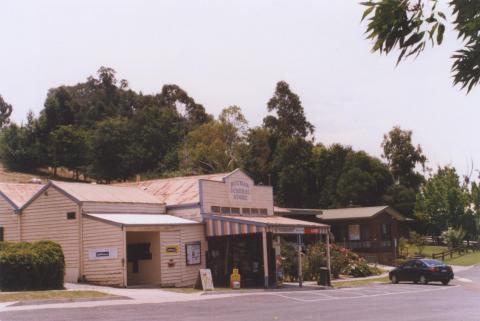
1 67 479 240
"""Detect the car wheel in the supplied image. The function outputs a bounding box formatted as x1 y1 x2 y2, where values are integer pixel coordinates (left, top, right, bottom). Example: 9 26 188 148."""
441 280 450 285
419 275 428 285
391 275 399 284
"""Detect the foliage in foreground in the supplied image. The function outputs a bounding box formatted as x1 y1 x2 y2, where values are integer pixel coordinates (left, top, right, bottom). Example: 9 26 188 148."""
0 241 65 291
281 242 381 281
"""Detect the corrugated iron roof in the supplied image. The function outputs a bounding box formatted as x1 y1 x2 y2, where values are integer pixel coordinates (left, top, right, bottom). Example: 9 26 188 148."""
51 181 163 204
86 213 198 225
318 206 403 220
119 172 229 206
0 183 44 209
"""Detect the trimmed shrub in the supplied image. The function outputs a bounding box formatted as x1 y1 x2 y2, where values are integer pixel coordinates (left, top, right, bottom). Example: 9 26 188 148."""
0 241 65 291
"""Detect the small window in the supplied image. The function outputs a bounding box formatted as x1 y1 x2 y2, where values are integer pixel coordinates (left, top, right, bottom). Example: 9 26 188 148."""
67 212 76 220
259 209 268 215
211 206 221 214
221 207 231 214
242 208 251 215
348 224 361 241
0 226 4 241
231 207 240 214
251 208 259 215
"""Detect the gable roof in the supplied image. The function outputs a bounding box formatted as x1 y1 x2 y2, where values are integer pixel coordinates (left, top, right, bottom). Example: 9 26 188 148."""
0 183 44 209
119 172 232 206
21 180 164 210
318 206 406 221
50 181 163 204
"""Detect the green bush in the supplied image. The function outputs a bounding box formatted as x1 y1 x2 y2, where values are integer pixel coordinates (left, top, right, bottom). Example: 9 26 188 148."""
0 241 65 291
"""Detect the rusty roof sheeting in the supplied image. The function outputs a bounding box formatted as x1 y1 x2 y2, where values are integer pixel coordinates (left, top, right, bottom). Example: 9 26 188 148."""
0 183 44 209
51 181 164 204
120 173 229 206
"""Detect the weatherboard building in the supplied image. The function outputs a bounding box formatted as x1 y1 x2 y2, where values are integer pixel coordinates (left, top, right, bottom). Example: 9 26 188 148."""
0 169 329 288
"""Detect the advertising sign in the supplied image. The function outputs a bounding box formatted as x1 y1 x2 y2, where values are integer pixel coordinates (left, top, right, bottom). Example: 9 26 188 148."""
165 245 180 254
88 247 118 260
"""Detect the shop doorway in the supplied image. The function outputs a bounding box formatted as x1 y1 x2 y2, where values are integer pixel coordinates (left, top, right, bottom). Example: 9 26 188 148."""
206 233 276 288
126 232 161 286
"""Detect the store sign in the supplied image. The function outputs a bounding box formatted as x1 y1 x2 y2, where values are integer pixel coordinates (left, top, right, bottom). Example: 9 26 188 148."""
305 228 321 235
165 245 180 254
273 227 305 234
228 180 251 202
186 242 201 265
88 247 118 260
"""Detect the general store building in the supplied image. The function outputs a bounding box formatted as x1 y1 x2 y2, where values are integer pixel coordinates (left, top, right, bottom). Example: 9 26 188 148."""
0 170 329 288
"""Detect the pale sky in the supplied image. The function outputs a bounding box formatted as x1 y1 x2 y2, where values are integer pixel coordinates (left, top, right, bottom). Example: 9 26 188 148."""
1 1 479 176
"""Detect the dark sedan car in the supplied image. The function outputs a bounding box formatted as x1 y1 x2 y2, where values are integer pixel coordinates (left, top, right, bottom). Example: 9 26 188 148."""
389 259 454 285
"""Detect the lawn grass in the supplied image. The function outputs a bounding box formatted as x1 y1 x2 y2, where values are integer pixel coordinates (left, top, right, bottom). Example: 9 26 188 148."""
444 251 480 266
0 290 113 303
403 244 448 258
332 276 390 288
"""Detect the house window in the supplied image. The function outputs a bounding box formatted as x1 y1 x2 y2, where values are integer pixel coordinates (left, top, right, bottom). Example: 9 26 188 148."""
259 209 268 215
221 207 231 214
242 208 251 215
0 226 4 241
251 208 259 215
211 206 221 214
231 207 240 214
381 223 391 241
348 224 361 241
67 212 76 220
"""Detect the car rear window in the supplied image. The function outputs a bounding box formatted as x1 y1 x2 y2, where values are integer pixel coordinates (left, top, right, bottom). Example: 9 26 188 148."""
422 259 444 266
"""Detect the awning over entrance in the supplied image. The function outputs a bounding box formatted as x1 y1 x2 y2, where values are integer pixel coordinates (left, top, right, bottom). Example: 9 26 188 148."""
86 213 199 226
204 214 329 237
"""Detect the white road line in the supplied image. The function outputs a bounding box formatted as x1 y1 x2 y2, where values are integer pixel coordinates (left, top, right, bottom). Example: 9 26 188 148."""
267 285 459 303
457 277 473 283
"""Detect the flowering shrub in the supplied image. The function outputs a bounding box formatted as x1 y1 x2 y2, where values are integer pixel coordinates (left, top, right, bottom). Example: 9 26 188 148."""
282 242 380 280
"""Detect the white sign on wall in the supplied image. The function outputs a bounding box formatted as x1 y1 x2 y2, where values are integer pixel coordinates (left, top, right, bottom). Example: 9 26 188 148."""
228 180 252 202
88 247 118 260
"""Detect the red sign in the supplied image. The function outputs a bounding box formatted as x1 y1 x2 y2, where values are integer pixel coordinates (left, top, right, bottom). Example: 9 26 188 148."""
305 228 320 235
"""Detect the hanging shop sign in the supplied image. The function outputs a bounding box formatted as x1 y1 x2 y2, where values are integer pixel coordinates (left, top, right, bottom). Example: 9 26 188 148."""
228 179 252 202
88 247 118 260
273 227 305 234
186 242 201 265
165 245 180 254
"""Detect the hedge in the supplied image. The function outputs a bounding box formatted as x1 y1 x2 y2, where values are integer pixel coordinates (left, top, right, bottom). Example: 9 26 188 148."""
0 241 65 291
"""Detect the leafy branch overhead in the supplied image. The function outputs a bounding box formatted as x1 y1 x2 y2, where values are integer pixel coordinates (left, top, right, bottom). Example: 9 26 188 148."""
362 0 480 92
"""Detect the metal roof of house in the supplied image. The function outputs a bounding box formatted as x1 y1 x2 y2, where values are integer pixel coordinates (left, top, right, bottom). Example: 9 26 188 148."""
86 213 198 226
318 206 405 221
0 183 44 209
119 172 230 206
50 181 164 204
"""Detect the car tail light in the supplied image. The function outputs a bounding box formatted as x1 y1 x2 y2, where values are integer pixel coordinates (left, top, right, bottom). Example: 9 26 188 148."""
430 267 439 272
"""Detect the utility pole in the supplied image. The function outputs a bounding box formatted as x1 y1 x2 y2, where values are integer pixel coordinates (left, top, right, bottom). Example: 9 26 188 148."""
297 233 303 288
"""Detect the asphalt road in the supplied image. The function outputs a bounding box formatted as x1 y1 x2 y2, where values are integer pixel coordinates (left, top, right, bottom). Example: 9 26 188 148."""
2 266 480 321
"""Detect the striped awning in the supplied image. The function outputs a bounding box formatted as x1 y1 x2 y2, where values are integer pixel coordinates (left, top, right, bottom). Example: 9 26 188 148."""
204 214 329 237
